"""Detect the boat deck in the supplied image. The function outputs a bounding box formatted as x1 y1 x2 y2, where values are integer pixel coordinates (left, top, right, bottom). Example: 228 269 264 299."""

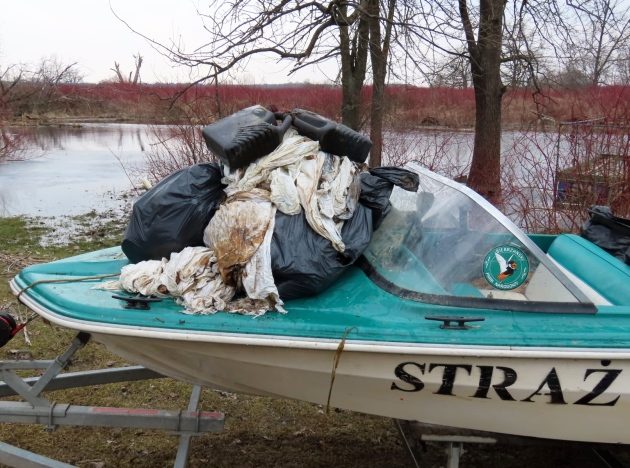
12 247 630 350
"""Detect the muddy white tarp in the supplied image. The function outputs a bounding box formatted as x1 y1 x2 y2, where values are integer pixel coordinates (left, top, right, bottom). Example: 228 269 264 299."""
104 246 238 314
203 188 283 312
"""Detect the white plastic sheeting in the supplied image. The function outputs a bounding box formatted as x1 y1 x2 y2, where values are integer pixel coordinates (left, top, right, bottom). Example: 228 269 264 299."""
116 258 165 296
295 152 345 251
223 129 361 252
330 156 360 220
241 211 286 313
269 167 301 215
225 131 319 195
294 152 360 252
104 247 238 314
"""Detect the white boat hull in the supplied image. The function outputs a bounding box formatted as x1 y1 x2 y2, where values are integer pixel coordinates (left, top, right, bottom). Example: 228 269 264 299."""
94 331 630 444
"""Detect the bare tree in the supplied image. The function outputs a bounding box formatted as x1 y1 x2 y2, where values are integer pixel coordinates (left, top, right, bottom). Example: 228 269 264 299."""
110 53 143 84
565 0 630 85
113 2 364 126
111 62 125 83
337 1 370 129
547 59 592 88
358 0 509 197
457 0 508 201
367 0 396 166
402 0 585 200
1 65 29 161
159 2 372 129
144 121 214 181
1 58 81 116
428 50 471 88
0 64 23 116
31 57 81 111
112 1 403 166
616 45 630 84
459 0 630 198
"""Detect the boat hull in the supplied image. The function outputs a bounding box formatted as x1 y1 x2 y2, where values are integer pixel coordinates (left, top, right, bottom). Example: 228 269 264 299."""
10 271 630 444
93 331 630 444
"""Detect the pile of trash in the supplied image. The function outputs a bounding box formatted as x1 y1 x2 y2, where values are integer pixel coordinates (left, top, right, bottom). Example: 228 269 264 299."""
109 106 418 316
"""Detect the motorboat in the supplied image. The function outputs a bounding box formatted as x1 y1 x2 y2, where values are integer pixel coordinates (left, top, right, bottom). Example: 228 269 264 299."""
11 163 630 444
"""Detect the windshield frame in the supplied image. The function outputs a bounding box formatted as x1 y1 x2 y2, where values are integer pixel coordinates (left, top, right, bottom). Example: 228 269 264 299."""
357 258 597 314
360 163 596 313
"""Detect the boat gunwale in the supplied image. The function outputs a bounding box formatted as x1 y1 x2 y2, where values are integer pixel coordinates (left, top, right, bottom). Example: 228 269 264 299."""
11 278 630 360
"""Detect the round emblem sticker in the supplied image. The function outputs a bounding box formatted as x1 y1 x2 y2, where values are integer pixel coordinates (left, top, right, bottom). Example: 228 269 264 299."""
482 245 530 290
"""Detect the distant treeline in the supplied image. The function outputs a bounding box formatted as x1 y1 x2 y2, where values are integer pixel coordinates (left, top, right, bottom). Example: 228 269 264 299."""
3 81 630 129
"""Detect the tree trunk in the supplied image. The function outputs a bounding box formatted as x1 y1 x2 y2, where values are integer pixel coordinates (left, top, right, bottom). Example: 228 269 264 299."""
341 72 363 130
132 54 143 85
368 78 384 167
367 0 395 167
468 73 503 201
460 0 506 202
111 62 125 83
339 6 369 131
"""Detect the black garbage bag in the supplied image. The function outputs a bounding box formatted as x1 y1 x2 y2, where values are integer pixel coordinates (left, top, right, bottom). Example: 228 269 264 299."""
581 206 630 265
271 204 373 300
122 163 226 263
359 167 420 229
271 166 420 300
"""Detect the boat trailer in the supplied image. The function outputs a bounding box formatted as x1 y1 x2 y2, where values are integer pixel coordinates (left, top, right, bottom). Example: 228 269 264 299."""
395 420 630 468
0 332 224 468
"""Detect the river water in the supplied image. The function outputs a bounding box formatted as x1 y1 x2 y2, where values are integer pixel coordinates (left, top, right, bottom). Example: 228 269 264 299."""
1 123 624 235
0 124 154 218
0 124 479 218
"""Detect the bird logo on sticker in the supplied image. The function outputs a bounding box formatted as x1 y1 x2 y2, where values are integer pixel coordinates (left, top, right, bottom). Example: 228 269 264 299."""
482 245 529 290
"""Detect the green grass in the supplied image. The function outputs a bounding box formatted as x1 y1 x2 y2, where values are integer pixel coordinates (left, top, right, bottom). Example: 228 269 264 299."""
0 217 47 253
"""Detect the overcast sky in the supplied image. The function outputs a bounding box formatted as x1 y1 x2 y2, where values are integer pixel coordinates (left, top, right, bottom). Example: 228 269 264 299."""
0 0 335 84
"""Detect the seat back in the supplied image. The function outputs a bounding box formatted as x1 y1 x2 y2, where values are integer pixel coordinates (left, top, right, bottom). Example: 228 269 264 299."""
547 234 630 305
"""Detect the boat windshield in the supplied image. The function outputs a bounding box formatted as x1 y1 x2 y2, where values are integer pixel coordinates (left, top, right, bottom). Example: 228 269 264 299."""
363 163 595 313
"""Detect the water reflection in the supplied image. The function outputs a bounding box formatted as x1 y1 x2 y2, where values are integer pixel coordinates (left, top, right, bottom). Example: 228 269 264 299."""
0 123 163 217
383 129 474 176
7 123 154 153
0 124 526 219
